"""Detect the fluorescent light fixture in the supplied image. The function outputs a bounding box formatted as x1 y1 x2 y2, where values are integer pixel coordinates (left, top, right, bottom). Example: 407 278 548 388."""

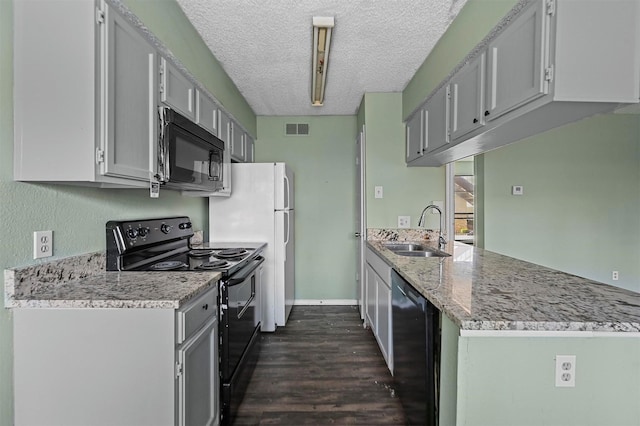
311 16 334 107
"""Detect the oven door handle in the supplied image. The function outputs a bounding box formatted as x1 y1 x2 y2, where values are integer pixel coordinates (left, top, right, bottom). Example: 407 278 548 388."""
226 256 264 286
237 291 255 320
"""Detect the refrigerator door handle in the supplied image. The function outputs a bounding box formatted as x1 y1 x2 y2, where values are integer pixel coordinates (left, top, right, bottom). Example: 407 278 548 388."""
283 173 291 210
283 210 290 261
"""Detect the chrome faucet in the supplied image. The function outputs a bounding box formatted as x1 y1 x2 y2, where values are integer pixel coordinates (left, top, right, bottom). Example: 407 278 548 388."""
418 204 446 250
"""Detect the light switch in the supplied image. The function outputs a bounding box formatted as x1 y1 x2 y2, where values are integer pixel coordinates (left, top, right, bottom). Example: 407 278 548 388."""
375 186 383 199
512 185 524 196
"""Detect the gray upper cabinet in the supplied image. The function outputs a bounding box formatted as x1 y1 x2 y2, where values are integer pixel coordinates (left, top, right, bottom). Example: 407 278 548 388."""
102 6 157 181
485 0 547 122
13 0 154 187
405 110 424 162
245 134 255 163
450 53 485 141
196 90 218 136
230 121 245 162
424 85 450 153
407 0 640 167
160 58 195 120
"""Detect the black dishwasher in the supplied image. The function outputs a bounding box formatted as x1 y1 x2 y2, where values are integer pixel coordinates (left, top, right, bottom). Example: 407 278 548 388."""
392 270 440 426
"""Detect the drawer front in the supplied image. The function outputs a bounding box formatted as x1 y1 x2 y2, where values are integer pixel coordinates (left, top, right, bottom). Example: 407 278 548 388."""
178 286 217 344
366 247 392 284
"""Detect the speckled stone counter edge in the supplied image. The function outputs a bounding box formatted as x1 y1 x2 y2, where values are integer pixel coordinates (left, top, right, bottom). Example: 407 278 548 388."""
5 252 106 307
367 228 441 242
366 231 640 333
4 252 219 310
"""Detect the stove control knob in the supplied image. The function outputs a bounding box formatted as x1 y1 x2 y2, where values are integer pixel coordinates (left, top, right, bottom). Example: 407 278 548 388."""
179 222 192 230
126 228 138 239
137 227 150 237
160 224 172 234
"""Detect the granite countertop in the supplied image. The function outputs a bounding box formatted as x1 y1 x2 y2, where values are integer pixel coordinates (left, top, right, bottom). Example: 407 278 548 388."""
367 240 640 333
4 252 220 309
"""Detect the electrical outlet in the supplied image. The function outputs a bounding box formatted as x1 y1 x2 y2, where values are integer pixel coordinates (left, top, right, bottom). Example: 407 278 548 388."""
612 271 619 281
398 216 410 228
555 355 576 387
33 230 53 259
375 186 383 199
512 185 524 195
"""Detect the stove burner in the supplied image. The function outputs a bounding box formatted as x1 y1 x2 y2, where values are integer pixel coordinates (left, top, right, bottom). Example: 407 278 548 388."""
149 261 187 271
188 249 215 258
215 248 248 259
195 260 229 270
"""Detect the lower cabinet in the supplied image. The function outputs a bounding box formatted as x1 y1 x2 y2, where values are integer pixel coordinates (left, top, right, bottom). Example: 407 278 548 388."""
13 286 219 426
365 247 393 373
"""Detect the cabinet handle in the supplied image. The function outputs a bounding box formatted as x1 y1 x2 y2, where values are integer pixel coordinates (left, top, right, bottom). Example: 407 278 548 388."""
202 304 209 310
484 110 490 116
473 118 478 123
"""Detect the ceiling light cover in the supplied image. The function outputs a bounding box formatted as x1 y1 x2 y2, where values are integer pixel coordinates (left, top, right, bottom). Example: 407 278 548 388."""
311 16 335 106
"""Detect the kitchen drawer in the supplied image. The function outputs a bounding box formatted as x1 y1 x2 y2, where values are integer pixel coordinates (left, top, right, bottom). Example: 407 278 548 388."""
177 286 217 344
366 247 392 284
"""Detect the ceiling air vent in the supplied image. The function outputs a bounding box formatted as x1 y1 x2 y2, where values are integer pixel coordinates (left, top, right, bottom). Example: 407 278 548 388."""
285 123 309 136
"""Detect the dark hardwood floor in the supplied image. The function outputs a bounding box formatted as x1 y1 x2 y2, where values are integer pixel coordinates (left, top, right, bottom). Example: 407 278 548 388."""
233 305 405 425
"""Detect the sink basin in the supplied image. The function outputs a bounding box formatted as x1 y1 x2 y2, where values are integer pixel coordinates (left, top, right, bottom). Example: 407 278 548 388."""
383 243 426 251
394 250 451 258
383 242 451 258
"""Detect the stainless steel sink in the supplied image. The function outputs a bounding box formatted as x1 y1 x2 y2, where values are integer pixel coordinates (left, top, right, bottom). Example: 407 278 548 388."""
383 243 426 251
394 250 450 258
383 242 450 258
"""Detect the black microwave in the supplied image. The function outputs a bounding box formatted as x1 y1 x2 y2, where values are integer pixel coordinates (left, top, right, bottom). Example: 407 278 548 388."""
157 107 224 192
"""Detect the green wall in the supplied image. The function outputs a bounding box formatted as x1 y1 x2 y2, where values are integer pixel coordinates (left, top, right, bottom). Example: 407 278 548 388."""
457 335 640 425
0 1 251 423
362 93 445 229
122 0 256 136
403 0 517 120
483 113 640 292
256 116 358 301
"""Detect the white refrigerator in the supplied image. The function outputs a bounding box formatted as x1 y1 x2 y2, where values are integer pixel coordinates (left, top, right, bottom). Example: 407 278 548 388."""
209 162 295 332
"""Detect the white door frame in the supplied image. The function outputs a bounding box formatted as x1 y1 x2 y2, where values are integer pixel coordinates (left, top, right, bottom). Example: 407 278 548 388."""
356 125 367 321
445 163 455 242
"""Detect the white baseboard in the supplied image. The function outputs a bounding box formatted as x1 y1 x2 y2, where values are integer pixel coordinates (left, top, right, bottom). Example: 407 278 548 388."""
293 299 358 306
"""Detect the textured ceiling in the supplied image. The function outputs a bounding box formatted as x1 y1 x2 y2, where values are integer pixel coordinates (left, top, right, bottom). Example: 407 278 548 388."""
175 0 467 116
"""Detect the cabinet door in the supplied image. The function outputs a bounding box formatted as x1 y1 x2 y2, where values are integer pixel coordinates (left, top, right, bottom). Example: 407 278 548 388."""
102 5 156 181
160 57 195 120
218 110 231 143
230 122 245 162
485 0 547 121
365 264 377 332
424 85 450 153
245 134 255 163
196 90 218 136
377 275 392 369
177 318 219 426
450 53 485 141
405 110 424 162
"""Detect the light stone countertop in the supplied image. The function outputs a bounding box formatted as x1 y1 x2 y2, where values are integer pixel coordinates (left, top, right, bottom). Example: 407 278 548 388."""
367 240 640 333
4 252 220 309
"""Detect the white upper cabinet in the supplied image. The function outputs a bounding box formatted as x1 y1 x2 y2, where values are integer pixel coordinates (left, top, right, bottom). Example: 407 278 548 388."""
405 109 424 162
196 90 219 136
450 53 485 141
13 0 155 187
159 57 195 120
485 0 547 122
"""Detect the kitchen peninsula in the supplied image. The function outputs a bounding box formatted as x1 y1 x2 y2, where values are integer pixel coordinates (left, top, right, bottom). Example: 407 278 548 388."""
4 253 221 426
367 236 640 426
